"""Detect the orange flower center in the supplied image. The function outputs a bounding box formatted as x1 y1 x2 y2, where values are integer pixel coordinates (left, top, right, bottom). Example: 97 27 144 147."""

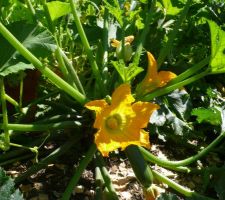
105 114 123 131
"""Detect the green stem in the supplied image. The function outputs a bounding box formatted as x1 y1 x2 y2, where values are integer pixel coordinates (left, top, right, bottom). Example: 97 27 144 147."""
0 154 34 166
69 0 106 96
41 0 81 89
0 121 81 132
157 0 192 69
152 170 216 199
59 48 85 95
102 8 109 77
94 166 104 200
141 70 208 101
61 143 97 200
95 152 119 200
15 137 80 184
0 78 10 150
152 170 193 197
167 57 210 86
5 94 19 109
0 22 87 105
25 0 38 22
133 0 156 65
139 132 225 167
19 75 23 109
34 114 76 124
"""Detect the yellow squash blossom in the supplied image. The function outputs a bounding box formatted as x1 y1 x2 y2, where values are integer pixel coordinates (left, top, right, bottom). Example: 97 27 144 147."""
85 84 159 157
111 35 134 62
136 52 177 96
111 35 134 48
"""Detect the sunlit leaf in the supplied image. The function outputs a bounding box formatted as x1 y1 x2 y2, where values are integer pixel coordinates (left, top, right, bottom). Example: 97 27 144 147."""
46 1 71 21
158 0 183 16
208 20 225 74
191 107 222 126
111 61 143 82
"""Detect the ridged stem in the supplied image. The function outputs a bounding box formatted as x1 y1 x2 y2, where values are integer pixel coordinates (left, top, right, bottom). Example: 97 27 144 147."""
0 78 10 150
0 121 81 132
69 0 106 96
61 143 97 200
0 22 87 105
139 132 225 167
141 70 209 101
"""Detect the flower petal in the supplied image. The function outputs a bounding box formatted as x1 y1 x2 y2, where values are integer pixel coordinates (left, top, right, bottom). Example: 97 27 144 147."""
95 128 150 156
146 51 158 80
85 100 108 129
111 39 120 48
158 71 177 87
85 99 108 112
111 84 135 107
132 102 160 128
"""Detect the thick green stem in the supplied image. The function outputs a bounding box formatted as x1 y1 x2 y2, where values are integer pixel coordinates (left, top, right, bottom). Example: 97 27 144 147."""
0 78 10 150
141 70 208 101
152 170 193 196
0 154 33 166
102 8 109 78
69 0 106 96
95 152 119 200
61 143 97 200
0 22 87 105
152 170 216 199
157 0 192 68
139 132 225 167
0 121 81 132
133 0 156 65
167 57 210 86
5 94 19 109
59 48 86 95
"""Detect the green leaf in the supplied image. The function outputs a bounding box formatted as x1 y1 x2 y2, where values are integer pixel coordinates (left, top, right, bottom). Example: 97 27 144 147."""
1 1 33 23
126 63 143 82
103 0 123 27
0 22 57 76
167 89 192 120
0 167 24 200
46 1 71 21
111 61 143 82
158 0 183 16
191 107 222 126
150 96 193 141
208 20 225 74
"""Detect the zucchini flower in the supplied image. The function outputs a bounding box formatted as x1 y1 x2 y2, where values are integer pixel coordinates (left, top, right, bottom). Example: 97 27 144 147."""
85 84 159 156
111 35 134 62
136 52 177 96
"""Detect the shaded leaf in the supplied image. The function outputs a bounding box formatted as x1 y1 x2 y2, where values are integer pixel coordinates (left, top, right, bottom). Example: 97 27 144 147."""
0 22 57 76
150 99 193 141
0 167 24 200
191 107 222 126
167 89 192 120
46 1 71 21
208 20 225 74
156 192 180 200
